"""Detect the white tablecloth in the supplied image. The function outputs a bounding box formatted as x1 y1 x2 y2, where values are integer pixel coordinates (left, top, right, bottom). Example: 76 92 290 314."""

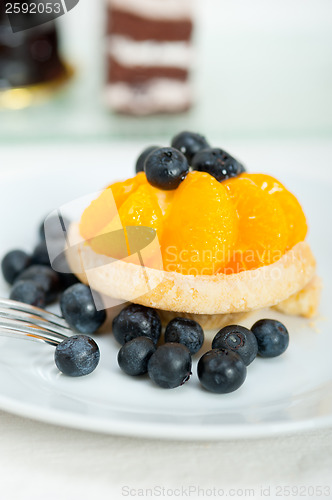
1 410 331 500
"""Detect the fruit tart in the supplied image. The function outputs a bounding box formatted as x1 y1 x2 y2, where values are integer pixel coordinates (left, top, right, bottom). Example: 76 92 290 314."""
66 132 320 329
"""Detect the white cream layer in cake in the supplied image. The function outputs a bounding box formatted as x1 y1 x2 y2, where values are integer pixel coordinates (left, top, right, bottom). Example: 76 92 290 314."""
106 0 192 21
107 35 193 69
105 79 192 115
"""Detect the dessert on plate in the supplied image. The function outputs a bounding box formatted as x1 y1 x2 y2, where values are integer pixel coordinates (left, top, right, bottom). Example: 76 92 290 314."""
66 132 320 329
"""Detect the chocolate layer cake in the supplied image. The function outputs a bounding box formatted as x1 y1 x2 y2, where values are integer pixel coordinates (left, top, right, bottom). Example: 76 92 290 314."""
105 0 194 115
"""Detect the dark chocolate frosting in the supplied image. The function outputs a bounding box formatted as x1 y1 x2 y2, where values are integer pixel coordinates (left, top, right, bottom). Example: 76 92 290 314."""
0 5 66 88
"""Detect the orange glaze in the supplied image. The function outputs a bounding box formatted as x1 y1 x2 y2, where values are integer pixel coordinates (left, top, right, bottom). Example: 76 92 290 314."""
79 171 308 275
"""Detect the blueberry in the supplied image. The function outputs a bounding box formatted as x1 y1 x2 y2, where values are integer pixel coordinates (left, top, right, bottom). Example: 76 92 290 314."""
16 265 61 304
197 349 247 393
60 283 106 334
192 148 245 182
144 147 189 190
53 252 80 290
58 272 80 290
148 343 192 389
54 335 100 377
112 303 161 345
32 238 66 269
1 250 31 284
39 214 70 242
212 324 258 366
135 145 161 173
33 246 79 290
118 336 156 376
10 280 45 308
31 241 51 266
251 319 289 358
164 317 204 355
171 131 210 163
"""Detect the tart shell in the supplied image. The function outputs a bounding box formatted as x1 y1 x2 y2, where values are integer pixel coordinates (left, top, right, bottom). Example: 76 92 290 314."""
66 223 317 323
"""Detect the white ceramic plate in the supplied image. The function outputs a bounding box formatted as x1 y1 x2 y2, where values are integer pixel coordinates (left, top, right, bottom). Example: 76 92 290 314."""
0 142 331 440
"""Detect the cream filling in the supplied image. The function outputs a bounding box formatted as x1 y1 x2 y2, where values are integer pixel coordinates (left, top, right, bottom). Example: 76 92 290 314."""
107 0 192 20
105 79 192 113
107 36 193 69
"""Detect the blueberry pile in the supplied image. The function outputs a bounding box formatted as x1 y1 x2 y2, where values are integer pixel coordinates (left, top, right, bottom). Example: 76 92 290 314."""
1 215 106 377
135 131 246 190
113 305 289 392
1 215 106 330
198 319 289 393
113 306 198 389
2 215 75 307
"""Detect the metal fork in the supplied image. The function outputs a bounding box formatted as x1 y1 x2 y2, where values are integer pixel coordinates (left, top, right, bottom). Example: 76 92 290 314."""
0 298 72 347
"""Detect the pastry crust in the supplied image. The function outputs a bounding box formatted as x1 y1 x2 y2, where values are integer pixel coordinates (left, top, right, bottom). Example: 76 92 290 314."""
158 275 321 328
158 310 249 330
66 222 317 316
273 275 322 318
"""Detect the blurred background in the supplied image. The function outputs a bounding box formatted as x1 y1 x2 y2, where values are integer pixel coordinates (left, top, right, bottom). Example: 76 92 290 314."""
1 0 332 143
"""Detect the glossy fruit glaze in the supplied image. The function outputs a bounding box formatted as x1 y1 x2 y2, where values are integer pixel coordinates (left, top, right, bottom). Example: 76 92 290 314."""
79 171 307 276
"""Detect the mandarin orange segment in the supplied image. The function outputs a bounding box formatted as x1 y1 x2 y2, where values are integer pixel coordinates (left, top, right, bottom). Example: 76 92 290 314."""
89 182 164 260
118 183 164 240
89 216 128 259
107 172 146 207
119 184 164 265
222 176 289 273
241 173 307 249
79 173 146 241
148 185 175 217
161 171 238 276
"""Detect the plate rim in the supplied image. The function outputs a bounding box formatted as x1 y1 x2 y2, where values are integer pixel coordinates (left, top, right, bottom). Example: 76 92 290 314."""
0 390 331 440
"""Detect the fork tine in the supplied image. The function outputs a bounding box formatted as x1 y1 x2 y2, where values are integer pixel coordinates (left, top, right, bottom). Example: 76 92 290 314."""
0 307 71 336
0 298 70 329
0 327 59 347
0 319 66 346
